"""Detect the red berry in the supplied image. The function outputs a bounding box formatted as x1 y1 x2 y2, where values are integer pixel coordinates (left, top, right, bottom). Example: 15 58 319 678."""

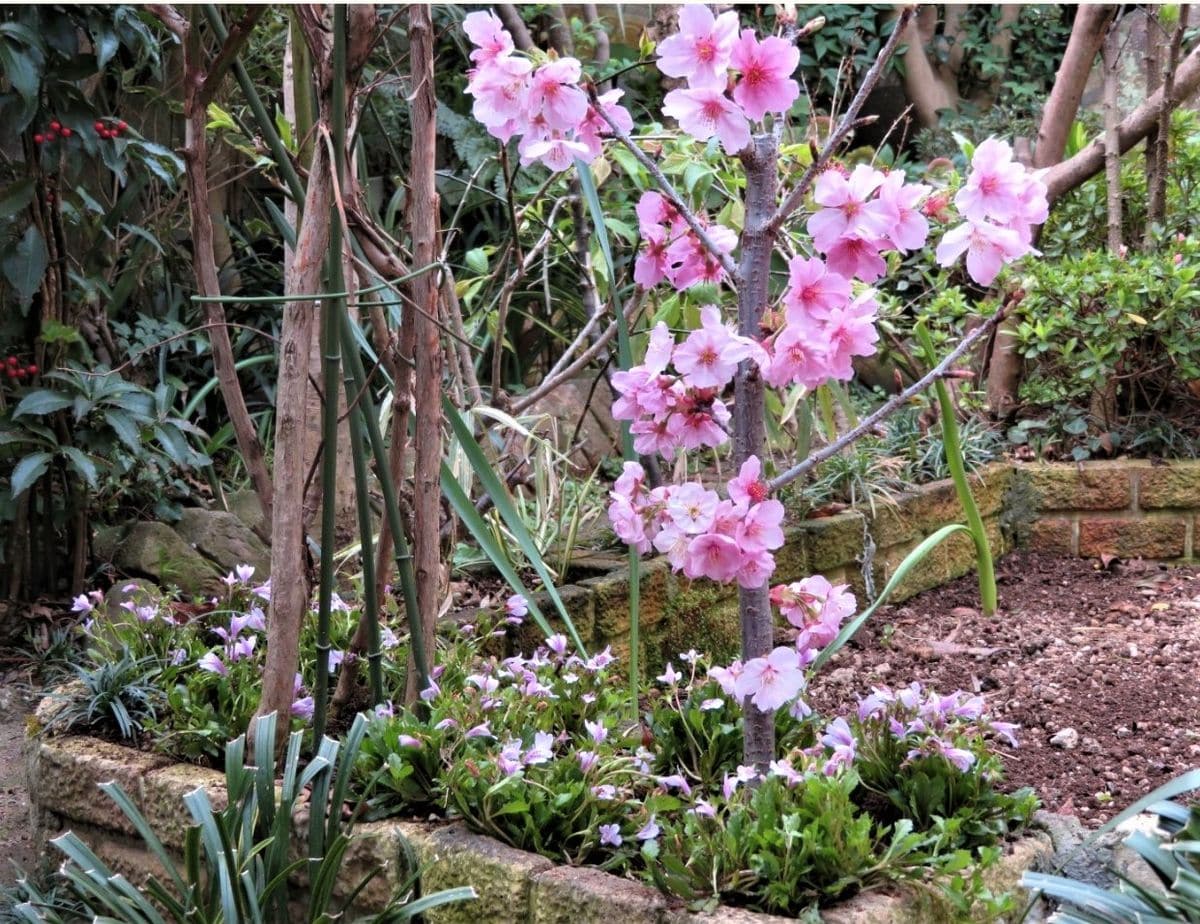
117 121 128 132
49 120 61 131
94 121 105 132
7 356 17 366
26 365 37 375
60 127 72 137
33 134 44 144
6 369 18 379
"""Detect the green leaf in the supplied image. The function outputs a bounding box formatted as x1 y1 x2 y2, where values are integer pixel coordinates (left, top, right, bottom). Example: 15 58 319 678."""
0 178 35 219
61 446 98 488
13 389 73 418
2 225 49 304
10 451 51 498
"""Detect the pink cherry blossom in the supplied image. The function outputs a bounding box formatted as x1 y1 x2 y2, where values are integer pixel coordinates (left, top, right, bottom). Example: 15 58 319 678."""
519 132 591 172
807 165 888 251
734 499 785 554
634 226 671 288
734 646 805 712
466 55 532 142
463 10 514 67
762 323 830 390
662 87 750 155
735 550 776 589
667 404 729 450
673 306 753 389
684 532 744 582
528 58 589 131
636 190 682 235
730 30 800 120
666 482 721 533
872 171 931 252
728 456 769 507
955 138 1027 224
577 88 634 159
935 219 1031 286
631 416 680 456
819 293 881 380
608 495 651 554
655 5 739 89
783 256 851 322
666 223 737 289
823 234 887 282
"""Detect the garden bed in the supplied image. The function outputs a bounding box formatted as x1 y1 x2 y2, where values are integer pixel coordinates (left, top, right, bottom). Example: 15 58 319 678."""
809 550 1200 825
23 727 1051 923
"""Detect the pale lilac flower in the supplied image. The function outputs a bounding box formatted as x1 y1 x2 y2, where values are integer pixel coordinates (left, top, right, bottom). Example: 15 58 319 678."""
821 717 857 775
435 718 458 731
170 648 187 666
598 823 623 847
327 649 345 673
497 739 523 775
235 564 255 583
769 758 804 787
689 798 717 818
584 719 608 744
134 604 157 623
708 660 744 696
523 731 556 766
700 698 724 711
229 634 257 662
679 649 700 664
990 721 1020 748
505 593 528 624
657 662 681 685
121 582 138 593
657 774 692 796
291 696 314 721
578 750 599 773
198 651 227 676
375 701 396 719
419 680 440 702
252 580 271 602
636 816 661 841
545 633 569 656
397 733 421 748
245 607 266 633
592 784 617 800
71 594 94 614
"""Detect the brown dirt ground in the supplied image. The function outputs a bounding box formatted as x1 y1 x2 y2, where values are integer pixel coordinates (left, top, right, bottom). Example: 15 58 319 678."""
808 550 1200 824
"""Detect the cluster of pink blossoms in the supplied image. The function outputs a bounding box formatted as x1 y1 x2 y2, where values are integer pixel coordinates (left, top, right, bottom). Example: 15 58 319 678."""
709 575 855 714
611 307 765 457
462 10 633 172
634 191 736 291
935 138 1049 285
608 456 784 589
657 5 800 154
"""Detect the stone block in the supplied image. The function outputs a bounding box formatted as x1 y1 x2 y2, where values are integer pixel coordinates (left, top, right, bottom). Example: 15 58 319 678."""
141 761 228 851
530 864 667 924
1026 463 1133 512
418 821 554 924
1027 517 1075 555
512 583 596 654
583 557 670 643
174 507 271 578
1078 516 1187 559
27 736 170 837
1137 460 1200 509
93 520 224 596
797 512 868 573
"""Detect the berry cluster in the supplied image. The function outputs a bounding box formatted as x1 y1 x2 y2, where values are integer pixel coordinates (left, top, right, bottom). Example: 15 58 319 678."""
32 120 73 145
4 356 38 381
94 119 128 140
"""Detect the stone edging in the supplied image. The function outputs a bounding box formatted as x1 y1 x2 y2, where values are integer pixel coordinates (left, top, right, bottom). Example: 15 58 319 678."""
24 731 1051 923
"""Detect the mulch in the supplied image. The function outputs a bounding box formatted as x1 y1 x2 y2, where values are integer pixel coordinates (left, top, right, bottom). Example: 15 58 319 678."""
807 551 1200 824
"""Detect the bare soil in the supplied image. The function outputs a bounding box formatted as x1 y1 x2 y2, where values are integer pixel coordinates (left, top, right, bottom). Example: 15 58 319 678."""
808 551 1200 824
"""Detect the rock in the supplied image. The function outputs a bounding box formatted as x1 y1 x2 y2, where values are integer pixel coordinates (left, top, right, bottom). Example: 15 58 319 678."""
225 489 267 535
174 508 270 578
1050 727 1080 750
92 521 223 596
827 667 856 685
1081 736 1102 754
523 378 621 472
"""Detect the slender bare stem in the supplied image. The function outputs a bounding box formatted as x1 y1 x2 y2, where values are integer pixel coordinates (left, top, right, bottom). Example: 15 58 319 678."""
769 306 1009 494
768 6 916 234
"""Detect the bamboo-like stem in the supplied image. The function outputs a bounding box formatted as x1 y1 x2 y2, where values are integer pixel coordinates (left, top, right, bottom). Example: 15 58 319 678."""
337 299 430 695
311 5 348 745
346 363 383 704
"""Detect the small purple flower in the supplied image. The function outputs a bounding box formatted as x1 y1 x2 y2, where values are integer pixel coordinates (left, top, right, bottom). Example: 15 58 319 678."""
235 564 255 583
198 651 227 676
327 649 346 673
498 739 524 775
584 719 607 744
858 689 893 721
722 773 740 800
229 634 257 662
656 774 692 796
435 718 458 731
523 731 555 766
635 815 660 841
585 647 616 672
374 701 396 719
169 648 188 666
545 633 568 656
466 721 493 739
577 750 599 772
71 594 94 615
467 672 500 694
505 594 528 624
699 698 724 712
252 579 272 601
990 721 1020 748
398 734 422 748
821 717 857 775
581 692 597 704
769 758 804 787
598 823 623 847
121 583 138 594
656 662 680 685
291 696 315 721
380 627 400 649
134 604 157 623
245 608 267 633
419 680 440 702
678 649 699 664
591 784 617 800
689 798 716 818
788 696 812 719
735 764 759 784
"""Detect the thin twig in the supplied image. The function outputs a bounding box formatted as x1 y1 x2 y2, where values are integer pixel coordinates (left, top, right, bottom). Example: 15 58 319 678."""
769 304 1009 494
592 102 741 285
768 5 916 233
